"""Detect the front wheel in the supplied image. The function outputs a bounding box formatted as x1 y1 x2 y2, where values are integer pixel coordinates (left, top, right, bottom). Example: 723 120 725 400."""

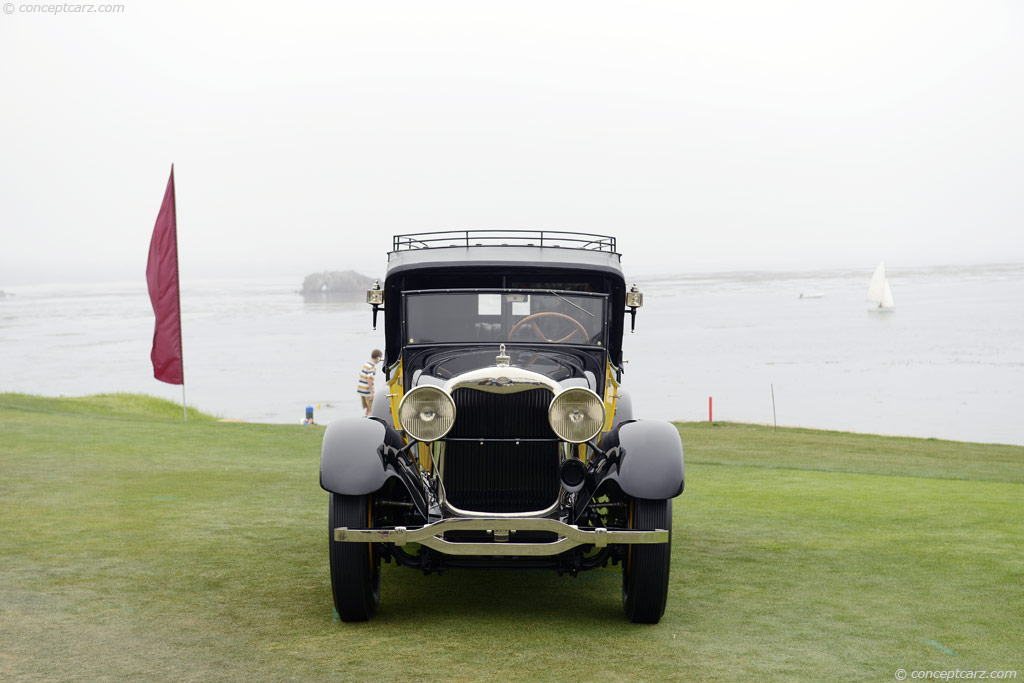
329 493 380 621
622 497 672 623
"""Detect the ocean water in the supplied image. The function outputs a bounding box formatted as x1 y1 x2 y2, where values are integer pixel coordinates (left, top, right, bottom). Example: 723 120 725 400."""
2 264 1022 446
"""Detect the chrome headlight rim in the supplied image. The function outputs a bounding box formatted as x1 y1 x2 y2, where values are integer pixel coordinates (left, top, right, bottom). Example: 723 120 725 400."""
547 386 605 444
397 385 456 442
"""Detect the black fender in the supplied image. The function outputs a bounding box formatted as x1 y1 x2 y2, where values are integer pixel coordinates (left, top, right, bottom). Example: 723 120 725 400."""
599 419 684 499
319 416 404 495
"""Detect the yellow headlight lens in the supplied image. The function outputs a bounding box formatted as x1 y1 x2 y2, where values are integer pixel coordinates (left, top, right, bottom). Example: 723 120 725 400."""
548 387 604 443
397 386 456 441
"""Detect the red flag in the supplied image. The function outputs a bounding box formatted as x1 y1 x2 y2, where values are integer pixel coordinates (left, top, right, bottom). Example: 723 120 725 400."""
146 165 184 385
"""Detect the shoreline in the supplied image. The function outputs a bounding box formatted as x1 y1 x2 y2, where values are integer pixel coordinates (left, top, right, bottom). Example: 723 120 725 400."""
3 392 1023 449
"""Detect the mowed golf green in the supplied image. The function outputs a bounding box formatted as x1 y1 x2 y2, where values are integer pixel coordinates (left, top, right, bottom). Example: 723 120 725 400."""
1 394 1021 681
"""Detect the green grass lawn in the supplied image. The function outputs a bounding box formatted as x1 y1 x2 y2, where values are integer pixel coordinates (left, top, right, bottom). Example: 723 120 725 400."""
1 394 1021 681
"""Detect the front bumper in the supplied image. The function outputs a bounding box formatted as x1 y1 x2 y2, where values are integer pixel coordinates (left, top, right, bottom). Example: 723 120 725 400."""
334 517 668 557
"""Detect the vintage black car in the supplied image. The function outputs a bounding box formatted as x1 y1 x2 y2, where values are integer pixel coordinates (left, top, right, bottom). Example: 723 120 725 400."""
319 230 684 623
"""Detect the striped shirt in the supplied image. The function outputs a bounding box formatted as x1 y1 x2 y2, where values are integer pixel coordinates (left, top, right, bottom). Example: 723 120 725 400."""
356 361 376 395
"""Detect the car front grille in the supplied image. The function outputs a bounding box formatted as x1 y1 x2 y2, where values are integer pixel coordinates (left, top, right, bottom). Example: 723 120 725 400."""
443 388 560 513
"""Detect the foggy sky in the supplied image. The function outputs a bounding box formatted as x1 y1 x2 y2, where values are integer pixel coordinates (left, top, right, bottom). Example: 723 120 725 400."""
1 0 1022 286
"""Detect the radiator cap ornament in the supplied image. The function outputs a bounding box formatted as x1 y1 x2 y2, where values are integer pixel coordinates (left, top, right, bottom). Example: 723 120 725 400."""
496 344 511 367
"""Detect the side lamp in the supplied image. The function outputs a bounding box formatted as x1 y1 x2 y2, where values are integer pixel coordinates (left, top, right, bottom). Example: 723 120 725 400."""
626 283 643 333
366 280 385 330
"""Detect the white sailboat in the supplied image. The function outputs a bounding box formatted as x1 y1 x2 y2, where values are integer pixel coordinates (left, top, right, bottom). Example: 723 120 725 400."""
866 261 895 312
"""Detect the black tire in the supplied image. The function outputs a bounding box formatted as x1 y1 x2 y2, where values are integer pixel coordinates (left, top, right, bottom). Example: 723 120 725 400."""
329 493 380 622
622 497 672 623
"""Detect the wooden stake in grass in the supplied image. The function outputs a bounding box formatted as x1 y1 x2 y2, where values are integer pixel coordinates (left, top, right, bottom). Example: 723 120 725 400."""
771 383 777 432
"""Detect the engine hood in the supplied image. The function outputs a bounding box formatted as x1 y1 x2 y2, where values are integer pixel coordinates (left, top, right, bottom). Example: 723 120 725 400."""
442 366 561 395
404 344 603 394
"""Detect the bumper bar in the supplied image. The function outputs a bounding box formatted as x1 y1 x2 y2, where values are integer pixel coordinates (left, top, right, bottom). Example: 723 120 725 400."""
333 517 668 557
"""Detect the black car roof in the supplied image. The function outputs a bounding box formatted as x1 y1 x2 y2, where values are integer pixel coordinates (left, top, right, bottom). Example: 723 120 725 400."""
385 230 624 279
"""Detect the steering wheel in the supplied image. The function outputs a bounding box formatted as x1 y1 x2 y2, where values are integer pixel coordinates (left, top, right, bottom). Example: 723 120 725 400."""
508 312 588 343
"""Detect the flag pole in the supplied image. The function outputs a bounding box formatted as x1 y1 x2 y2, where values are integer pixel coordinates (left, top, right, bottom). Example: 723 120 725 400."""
173 163 186 422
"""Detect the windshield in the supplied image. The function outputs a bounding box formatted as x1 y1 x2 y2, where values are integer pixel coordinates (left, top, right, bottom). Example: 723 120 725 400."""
404 290 608 346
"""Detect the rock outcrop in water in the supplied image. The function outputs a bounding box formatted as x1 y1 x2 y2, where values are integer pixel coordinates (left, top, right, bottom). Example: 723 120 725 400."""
301 271 377 301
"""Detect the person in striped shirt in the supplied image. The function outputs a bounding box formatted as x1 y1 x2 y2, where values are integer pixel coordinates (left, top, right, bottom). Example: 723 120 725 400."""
357 349 383 416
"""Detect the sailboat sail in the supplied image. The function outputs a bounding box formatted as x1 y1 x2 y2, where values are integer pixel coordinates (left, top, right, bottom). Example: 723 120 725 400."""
867 261 887 303
867 260 895 311
881 279 895 309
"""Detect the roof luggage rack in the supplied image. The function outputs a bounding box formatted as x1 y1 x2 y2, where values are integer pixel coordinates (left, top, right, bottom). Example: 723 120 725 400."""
393 230 617 254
